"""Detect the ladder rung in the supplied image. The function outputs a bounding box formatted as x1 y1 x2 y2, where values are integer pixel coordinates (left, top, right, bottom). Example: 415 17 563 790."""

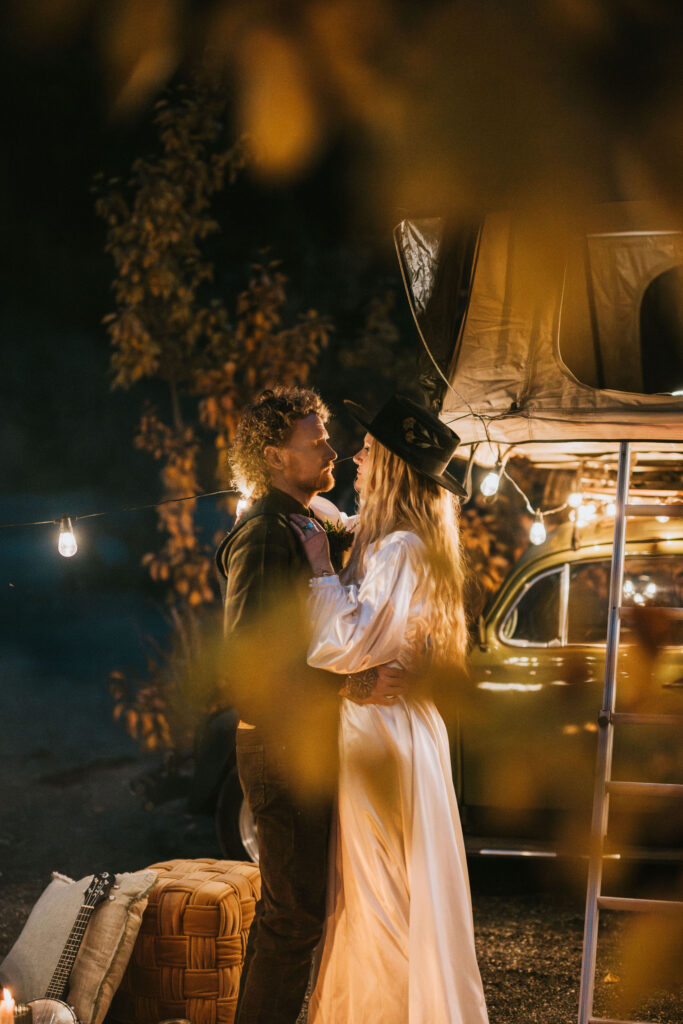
619 607 683 619
610 711 683 725
590 1018 660 1024
597 895 683 914
606 781 683 797
625 502 683 516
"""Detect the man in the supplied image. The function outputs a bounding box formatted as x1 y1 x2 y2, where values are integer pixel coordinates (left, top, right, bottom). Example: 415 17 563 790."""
217 386 402 1024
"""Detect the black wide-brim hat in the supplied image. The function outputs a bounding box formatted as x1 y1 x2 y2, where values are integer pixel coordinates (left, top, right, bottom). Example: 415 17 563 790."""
344 394 468 497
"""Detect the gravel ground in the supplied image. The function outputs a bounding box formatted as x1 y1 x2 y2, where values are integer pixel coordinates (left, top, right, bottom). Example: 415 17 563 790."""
471 877 682 1024
0 754 680 1024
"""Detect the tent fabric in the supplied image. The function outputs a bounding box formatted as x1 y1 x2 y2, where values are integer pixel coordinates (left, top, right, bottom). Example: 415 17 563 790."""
395 204 683 463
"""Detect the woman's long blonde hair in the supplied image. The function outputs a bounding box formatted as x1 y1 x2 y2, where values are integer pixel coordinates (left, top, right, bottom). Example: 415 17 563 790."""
343 439 468 666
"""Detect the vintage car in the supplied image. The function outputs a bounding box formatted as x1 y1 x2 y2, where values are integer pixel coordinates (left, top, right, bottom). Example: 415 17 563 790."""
462 513 683 859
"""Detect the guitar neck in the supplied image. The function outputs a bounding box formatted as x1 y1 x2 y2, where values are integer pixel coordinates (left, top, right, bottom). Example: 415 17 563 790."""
45 905 95 1000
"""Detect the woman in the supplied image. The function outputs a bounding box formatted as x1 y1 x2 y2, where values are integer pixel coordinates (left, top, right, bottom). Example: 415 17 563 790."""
290 394 489 1024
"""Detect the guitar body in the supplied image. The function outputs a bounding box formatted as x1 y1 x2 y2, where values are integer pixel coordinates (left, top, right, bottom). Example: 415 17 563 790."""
27 997 80 1024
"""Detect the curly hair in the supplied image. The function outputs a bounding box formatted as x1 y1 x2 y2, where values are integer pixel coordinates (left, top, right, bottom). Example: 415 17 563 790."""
229 386 330 497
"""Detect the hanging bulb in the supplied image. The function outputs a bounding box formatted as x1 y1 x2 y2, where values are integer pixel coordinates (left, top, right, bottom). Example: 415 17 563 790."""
567 490 583 509
480 467 501 497
577 501 598 526
529 512 546 546
605 501 616 517
656 514 670 523
58 517 77 558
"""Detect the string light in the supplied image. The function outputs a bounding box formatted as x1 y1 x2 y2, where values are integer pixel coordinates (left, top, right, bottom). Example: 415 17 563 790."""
480 459 503 497
58 517 77 558
0 488 238 563
0 488 235 533
529 512 547 546
576 501 598 527
2 449 678 562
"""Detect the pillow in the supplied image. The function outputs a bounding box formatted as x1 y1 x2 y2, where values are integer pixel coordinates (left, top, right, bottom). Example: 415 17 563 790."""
0 869 157 1024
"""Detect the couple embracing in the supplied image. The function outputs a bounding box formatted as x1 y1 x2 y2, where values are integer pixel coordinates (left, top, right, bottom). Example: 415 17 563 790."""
216 386 489 1024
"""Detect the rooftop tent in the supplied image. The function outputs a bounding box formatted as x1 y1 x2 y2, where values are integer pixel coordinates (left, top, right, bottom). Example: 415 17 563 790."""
395 203 683 465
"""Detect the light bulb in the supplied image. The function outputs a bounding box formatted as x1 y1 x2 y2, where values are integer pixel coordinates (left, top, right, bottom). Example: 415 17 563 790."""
577 501 598 526
623 579 634 597
645 581 657 598
529 513 546 546
605 501 616 516
656 515 670 523
480 470 501 497
58 517 77 558
567 491 583 509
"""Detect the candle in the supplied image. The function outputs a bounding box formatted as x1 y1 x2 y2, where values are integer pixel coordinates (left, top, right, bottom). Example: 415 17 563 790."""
0 988 14 1024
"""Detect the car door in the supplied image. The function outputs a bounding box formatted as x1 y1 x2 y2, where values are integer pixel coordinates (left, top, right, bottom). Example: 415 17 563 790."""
567 553 683 793
465 547 683 847
464 560 594 840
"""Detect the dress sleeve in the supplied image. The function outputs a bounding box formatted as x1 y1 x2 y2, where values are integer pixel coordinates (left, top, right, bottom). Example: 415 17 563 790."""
306 535 419 674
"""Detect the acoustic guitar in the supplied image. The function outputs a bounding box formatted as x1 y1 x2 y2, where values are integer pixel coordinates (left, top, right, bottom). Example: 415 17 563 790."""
28 872 116 1024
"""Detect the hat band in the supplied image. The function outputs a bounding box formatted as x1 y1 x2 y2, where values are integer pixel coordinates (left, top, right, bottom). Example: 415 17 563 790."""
386 437 454 476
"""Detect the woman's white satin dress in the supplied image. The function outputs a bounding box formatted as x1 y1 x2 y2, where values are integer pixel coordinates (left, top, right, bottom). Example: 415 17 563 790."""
306 531 489 1024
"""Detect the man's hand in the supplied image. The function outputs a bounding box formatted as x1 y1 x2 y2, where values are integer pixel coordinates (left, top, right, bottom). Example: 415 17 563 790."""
341 664 410 705
366 664 409 705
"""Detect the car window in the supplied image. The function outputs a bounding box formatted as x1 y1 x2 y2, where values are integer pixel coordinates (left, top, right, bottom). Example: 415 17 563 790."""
500 569 562 645
567 561 610 643
622 555 683 646
568 555 683 645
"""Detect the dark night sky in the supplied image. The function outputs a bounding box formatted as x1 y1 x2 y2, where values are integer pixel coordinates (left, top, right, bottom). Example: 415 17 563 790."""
0 28 419 725
1 29 408 503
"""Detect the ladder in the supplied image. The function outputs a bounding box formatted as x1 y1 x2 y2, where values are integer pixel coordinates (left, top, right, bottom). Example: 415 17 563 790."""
578 440 683 1024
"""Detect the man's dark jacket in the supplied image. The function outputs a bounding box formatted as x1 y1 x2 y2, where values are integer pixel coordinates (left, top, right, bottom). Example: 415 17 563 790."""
215 487 326 729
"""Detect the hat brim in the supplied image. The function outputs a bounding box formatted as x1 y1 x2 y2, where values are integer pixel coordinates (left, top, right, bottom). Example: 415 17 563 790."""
344 400 468 498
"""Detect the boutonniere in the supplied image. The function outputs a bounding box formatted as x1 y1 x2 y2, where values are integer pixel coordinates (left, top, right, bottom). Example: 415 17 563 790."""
323 519 354 571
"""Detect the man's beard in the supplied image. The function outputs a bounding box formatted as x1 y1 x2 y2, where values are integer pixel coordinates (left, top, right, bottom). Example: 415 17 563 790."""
314 466 335 493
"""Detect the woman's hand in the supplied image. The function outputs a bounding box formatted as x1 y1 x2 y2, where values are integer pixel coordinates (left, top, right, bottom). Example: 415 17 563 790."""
289 514 335 576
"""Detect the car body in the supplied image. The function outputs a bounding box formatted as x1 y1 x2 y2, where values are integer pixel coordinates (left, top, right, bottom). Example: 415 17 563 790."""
462 515 683 858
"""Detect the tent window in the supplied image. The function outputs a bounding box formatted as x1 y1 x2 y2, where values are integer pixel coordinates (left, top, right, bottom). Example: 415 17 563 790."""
640 265 683 394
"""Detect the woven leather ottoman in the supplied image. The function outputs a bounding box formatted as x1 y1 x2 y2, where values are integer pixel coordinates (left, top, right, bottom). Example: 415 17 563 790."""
109 858 261 1024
